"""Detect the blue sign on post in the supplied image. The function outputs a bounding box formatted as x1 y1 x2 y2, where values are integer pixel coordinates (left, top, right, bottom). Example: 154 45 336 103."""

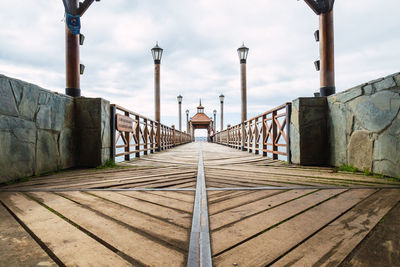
66 13 81 35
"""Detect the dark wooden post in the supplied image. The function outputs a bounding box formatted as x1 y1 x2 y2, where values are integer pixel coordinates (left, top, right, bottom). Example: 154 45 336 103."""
65 23 80 97
143 119 148 155
151 121 155 153
135 115 140 158
255 118 259 155
124 111 130 161
286 103 292 163
110 105 116 162
241 122 246 151
304 0 335 96
62 0 97 97
319 9 335 96
172 125 176 147
262 114 267 157
272 110 278 160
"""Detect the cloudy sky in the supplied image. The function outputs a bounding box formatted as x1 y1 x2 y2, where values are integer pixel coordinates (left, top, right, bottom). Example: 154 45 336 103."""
0 0 399 135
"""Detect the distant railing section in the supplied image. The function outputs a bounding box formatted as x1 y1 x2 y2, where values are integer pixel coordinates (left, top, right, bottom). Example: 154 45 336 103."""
110 104 193 161
215 103 292 162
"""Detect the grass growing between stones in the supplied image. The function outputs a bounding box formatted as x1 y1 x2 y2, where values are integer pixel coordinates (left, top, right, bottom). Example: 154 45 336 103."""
96 159 117 169
338 165 359 173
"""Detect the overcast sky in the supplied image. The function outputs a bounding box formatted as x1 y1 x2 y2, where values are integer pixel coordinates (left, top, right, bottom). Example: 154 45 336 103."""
0 0 399 135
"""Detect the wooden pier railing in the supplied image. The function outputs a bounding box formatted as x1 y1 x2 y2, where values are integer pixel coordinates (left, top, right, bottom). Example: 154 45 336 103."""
110 104 193 161
214 103 292 162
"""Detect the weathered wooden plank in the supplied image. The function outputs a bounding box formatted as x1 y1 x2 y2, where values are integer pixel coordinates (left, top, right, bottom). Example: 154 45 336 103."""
213 189 376 266
91 191 192 228
211 189 347 255
0 202 56 267
29 192 185 266
272 189 400 267
210 189 316 230
0 192 130 266
60 191 189 250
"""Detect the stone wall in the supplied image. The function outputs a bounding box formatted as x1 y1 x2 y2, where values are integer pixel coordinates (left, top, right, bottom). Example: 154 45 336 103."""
328 72 400 178
290 72 400 178
0 74 111 183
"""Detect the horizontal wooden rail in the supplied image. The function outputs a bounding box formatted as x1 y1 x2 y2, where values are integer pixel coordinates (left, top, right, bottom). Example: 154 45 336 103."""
110 104 193 162
214 102 292 162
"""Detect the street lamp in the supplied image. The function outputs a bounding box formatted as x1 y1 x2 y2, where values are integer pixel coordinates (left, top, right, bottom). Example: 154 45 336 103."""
213 110 217 132
152 42 163 151
177 95 183 131
219 94 225 131
237 43 249 122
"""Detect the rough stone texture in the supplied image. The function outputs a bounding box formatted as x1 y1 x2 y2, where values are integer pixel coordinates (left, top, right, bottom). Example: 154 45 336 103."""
75 98 111 167
347 130 373 171
327 72 400 178
0 74 111 183
290 97 328 166
291 72 400 177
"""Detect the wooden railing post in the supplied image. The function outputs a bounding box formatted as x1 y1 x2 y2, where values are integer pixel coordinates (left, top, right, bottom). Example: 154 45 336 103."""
286 103 292 163
135 115 140 158
262 114 267 157
143 118 148 155
110 105 116 162
249 120 253 153
172 126 176 147
255 118 259 155
156 122 161 152
241 122 246 151
124 111 130 161
272 110 278 160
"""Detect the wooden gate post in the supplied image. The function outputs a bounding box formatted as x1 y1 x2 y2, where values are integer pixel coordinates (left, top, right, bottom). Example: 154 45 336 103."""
272 110 278 160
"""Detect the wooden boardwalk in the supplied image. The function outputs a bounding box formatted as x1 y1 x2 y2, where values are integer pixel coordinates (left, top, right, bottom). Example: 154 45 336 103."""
1 142 400 266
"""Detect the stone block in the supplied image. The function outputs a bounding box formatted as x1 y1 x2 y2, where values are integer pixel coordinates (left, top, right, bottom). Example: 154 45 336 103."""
59 128 76 169
374 76 396 92
75 98 102 129
77 128 101 167
329 85 363 103
395 73 400 87
49 95 68 132
16 84 40 121
348 130 373 171
350 91 400 132
327 101 348 166
36 105 52 130
0 116 36 182
362 84 374 95
36 130 60 174
0 77 19 117
290 97 328 166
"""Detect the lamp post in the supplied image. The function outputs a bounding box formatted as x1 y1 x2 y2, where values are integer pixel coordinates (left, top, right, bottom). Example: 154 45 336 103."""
213 110 217 132
219 94 225 131
177 95 183 131
186 109 189 133
304 0 335 96
152 42 163 151
62 0 98 97
237 43 249 122
238 43 249 151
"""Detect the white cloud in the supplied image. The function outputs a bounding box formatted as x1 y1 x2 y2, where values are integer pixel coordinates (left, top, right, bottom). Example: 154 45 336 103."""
0 0 399 130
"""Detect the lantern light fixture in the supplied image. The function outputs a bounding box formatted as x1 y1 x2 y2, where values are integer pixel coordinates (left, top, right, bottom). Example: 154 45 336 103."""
151 42 163 64
219 94 225 103
237 43 249 63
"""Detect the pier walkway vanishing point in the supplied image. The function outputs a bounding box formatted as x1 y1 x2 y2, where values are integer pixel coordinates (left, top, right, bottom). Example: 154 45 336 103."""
1 142 400 266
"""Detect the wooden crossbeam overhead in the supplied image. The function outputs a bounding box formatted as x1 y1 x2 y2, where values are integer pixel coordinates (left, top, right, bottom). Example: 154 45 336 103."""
62 0 96 16
304 0 335 15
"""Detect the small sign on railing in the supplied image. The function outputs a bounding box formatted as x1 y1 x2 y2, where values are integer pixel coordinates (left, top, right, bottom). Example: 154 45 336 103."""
116 114 135 132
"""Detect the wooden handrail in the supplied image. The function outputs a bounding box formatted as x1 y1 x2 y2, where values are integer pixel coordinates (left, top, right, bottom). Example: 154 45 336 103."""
110 104 193 161
214 102 292 162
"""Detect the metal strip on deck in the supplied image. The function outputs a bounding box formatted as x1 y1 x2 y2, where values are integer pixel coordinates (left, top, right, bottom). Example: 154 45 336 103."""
187 146 213 267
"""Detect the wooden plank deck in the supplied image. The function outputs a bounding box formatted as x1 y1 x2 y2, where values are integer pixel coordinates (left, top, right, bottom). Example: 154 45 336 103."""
1 142 399 266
